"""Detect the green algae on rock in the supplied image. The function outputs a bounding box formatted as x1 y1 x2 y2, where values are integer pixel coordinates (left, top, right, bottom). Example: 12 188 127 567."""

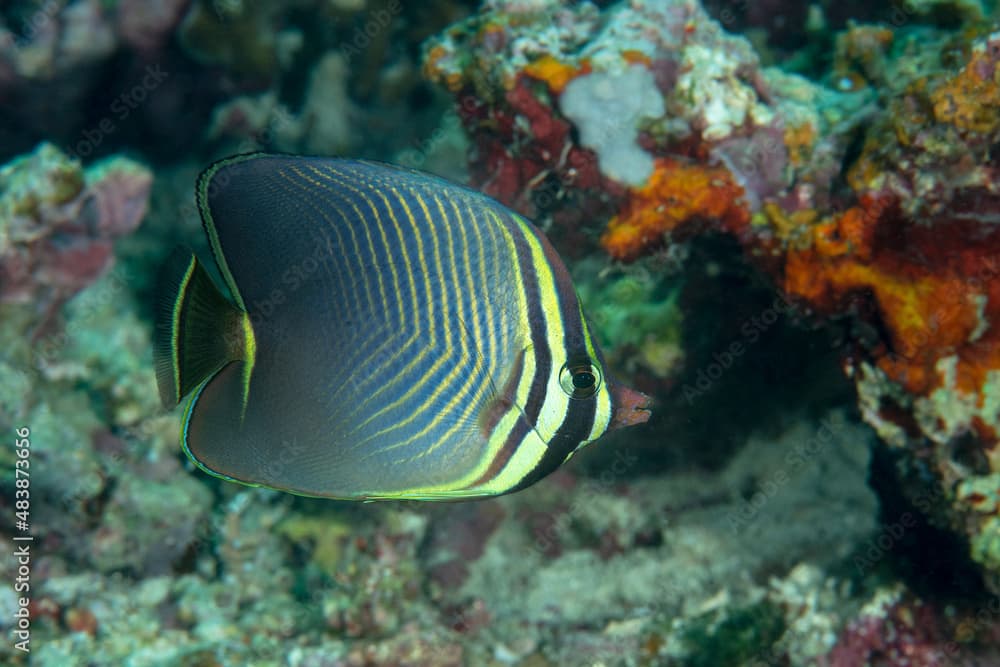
573 257 685 381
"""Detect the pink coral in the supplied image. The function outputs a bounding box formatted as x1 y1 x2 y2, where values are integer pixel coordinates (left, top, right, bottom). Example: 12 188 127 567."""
823 598 953 667
821 594 1000 667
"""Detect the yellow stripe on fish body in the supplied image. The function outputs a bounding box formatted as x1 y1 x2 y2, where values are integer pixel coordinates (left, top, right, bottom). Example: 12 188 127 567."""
392 190 488 461
351 191 486 459
448 213 538 497
152 153 650 501
354 197 533 497
314 169 425 408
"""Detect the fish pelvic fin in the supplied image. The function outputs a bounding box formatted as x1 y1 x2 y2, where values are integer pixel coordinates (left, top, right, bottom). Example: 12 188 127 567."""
154 247 256 409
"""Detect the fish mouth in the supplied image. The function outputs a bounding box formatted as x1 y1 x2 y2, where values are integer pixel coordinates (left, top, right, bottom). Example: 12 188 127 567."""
610 383 653 429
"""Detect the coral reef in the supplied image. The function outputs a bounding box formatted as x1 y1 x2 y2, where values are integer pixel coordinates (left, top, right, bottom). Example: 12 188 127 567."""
0 143 212 662
424 0 870 233
0 0 474 166
601 158 750 262
186 0 481 168
0 1 191 158
786 30 1000 589
2 408 897 665
177 0 301 79
560 64 665 186
419 411 881 664
572 256 686 383
0 299 200 580
0 142 151 320
206 50 359 158
424 0 1000 592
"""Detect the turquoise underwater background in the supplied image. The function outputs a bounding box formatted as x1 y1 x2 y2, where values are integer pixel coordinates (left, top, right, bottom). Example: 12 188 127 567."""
1 0 1000 665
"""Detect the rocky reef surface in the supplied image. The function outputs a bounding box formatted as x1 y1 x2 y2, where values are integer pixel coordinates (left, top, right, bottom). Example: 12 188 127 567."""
0 0 999 665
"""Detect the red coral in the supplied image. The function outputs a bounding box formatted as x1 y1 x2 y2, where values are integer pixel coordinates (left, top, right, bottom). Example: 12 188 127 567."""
457 76 620 256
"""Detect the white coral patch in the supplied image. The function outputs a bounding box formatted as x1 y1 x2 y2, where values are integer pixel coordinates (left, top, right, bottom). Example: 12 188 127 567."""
560 65 664 186
674 44 774 142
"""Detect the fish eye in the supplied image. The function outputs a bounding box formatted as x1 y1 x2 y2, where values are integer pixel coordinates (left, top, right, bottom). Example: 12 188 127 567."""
559 360 601 399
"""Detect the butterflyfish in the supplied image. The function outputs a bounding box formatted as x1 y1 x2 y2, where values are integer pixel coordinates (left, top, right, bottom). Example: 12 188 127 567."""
154 153 651 501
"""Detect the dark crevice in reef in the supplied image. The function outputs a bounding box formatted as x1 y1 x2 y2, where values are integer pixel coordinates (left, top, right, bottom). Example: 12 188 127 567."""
866 443 989 603
581 234 856 477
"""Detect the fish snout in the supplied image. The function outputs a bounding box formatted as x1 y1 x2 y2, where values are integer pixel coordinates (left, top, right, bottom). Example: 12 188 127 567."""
609 383 652 429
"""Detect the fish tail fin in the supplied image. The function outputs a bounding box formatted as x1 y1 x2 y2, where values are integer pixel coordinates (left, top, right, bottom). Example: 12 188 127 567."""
154 247 254 408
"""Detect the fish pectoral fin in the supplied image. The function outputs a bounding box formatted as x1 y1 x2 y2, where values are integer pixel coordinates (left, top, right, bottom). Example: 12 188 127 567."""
476 345 528 439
